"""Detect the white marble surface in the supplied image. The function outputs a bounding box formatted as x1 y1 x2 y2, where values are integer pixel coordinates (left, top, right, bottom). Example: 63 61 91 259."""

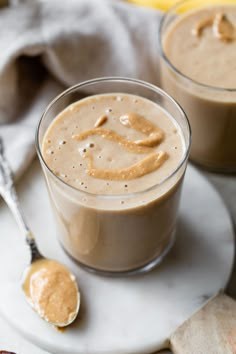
204 171 236 300
0 160 234 354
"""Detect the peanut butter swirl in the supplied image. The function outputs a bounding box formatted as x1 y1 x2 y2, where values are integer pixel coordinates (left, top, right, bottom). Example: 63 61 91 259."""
83 151 168 181
73 112 168 181
73 128 152 154
192 12 235 42
119 113 164 147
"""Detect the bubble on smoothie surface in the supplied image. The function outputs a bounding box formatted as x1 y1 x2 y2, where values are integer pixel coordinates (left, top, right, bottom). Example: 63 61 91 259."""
79 148 87 156
46 149 54 155
87 143 95 148
69 104 75 111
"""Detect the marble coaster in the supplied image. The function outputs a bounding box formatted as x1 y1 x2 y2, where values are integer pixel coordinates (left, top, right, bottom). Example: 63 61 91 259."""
0 161 234 354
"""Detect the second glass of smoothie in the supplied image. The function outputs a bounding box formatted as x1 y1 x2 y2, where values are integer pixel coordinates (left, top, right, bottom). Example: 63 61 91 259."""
159 0 236 172
36 78 190 275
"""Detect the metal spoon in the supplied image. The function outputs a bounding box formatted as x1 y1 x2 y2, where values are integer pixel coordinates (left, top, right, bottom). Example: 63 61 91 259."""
0 138 80 327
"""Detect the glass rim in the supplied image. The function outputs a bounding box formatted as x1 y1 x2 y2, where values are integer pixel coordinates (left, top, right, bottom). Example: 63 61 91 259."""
35 77 191 200
158 0 236 93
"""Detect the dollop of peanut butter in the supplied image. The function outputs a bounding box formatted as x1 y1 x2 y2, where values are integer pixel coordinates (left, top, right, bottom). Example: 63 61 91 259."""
94 115 108 128
22 259 80 327
192 12 235 42
119 112 164 147
73 112 168 181
213 13 235 41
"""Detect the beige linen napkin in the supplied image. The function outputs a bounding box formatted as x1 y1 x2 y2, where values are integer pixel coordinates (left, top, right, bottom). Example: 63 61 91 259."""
0 0 161 178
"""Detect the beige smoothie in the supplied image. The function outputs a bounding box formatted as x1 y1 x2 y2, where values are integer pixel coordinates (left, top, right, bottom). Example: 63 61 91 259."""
41 93 186 273
161 3 236 171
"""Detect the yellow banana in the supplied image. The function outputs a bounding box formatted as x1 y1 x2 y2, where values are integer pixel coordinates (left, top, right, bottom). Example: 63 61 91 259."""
127 0 236 11
127 0 178 11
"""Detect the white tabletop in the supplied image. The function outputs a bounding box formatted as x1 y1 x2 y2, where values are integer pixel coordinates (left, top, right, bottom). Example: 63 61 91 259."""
0 160 235 354
205 171 236 299
1 160 235 354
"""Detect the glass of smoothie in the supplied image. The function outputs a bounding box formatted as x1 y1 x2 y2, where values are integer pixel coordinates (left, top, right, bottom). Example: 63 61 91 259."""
36 77 191 275
159 0 236 172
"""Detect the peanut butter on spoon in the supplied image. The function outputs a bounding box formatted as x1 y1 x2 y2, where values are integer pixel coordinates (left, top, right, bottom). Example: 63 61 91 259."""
22 259 80 327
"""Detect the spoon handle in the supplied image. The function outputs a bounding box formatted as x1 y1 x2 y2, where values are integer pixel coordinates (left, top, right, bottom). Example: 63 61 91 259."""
0 138 42 261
